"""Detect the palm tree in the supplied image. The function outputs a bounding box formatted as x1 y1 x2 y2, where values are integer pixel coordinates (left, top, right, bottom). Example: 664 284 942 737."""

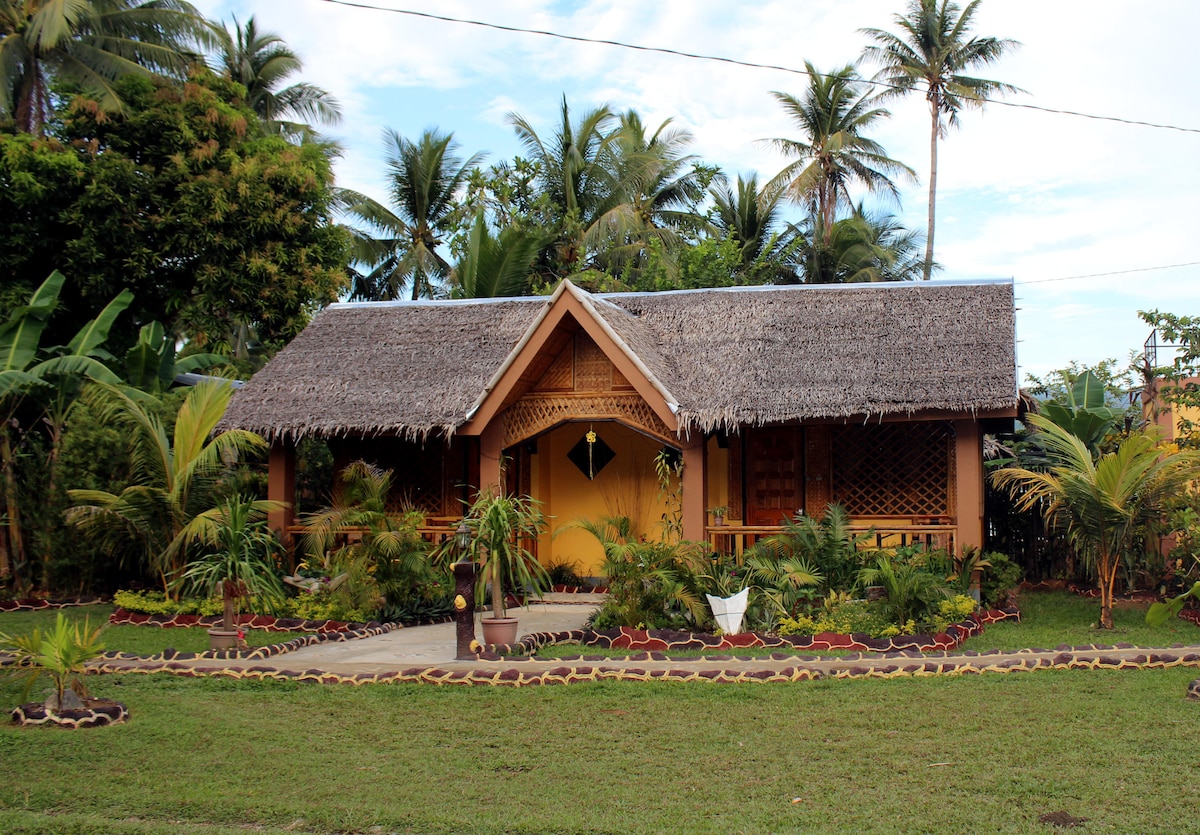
709 173 800 284
213 15 340 139
860 0 1022 279
795 205 928 284
0 0 214 135
590 110 709 271
448 212 546 299
65 381 268 594
992 415 1200 629
508 96 621 275
341 128 484 300
766 62 914 247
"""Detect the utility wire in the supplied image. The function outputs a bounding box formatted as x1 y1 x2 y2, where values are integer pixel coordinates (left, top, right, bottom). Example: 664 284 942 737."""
1015 261 1200 285
318 0 1200 135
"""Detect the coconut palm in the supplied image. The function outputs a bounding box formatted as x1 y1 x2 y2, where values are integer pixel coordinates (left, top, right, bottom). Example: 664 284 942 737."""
0 0 214 135
65 381 267 594
448 212 546 299
766 62 914 247
213 15 340 139
795 205 928 284
341 128 484 300
860 0 1022 280
992 415 1200 629
709 173 799 283
589 110 709 271
508 96 621 275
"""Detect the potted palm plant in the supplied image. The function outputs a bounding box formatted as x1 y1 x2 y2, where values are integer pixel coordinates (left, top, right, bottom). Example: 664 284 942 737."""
464 489 549 645
175 494 287 650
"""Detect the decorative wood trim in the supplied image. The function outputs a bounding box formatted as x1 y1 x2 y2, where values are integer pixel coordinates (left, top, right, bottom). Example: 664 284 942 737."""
502 393 676 448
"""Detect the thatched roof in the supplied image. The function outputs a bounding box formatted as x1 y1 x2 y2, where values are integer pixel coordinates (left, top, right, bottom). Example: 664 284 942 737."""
220 279 1018 441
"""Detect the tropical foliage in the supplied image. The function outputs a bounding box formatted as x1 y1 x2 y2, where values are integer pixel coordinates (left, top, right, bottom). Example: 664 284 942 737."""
65 382 268 594
0 611 105 707
0 0 213 134
992 415 1200 628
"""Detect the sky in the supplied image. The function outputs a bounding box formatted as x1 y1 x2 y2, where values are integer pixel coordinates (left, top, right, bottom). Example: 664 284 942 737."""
192 0 1200 383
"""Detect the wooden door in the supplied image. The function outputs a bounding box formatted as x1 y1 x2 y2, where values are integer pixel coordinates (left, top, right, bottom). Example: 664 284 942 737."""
745 427 804 526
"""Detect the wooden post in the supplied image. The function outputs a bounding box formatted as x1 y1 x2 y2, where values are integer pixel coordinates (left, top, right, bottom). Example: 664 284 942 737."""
453 556 478 659
479 420 504 493
268 440 297 569
954 420 984 554
681 436 706 543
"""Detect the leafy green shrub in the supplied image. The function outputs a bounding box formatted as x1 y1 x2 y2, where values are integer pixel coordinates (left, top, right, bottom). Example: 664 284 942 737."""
776 599 898 638
928 594 979 633
113 590 222 617
284 594 369 624
980 551 1022 607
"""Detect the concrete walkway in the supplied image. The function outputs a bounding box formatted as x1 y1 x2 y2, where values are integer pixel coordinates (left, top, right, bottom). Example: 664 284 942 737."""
274 600 601 671
82 595 1200 690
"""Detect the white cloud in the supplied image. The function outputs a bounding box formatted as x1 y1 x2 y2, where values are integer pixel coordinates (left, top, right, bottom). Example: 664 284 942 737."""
190 0 1200 376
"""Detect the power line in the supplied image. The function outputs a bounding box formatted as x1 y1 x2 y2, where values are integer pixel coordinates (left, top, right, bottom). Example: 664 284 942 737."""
1016 261 1200 285
317 0 1200 136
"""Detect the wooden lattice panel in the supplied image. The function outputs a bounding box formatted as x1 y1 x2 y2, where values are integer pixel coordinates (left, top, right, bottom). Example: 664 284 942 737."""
831 422 951 516
574 335 612 392
503 394 674 447
532 347 574 392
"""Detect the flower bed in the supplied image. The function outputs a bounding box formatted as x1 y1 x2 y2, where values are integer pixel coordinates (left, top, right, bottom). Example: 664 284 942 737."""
477 606 1020 658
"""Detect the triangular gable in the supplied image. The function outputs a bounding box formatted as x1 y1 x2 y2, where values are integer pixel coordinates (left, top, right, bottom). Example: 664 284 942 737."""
459 281 679 437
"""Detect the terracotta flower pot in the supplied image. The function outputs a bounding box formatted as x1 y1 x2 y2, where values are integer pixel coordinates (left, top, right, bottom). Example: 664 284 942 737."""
207 628 240 650
481 617 519 646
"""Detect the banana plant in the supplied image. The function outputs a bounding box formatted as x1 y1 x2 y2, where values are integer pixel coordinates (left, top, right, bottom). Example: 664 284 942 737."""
123 321 226 394
0 272 132 589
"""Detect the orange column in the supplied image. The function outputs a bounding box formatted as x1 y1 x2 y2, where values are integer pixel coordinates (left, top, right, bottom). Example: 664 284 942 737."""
268 440 297 566
681 435 707 543
954 420 984 554
479 419 505 493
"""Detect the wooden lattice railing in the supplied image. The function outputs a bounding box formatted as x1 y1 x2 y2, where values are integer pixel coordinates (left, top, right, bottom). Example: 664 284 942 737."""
708 522 957 559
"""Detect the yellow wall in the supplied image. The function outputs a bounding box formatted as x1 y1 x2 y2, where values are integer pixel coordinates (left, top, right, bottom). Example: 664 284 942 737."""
530 422 672 577
705 436 730 523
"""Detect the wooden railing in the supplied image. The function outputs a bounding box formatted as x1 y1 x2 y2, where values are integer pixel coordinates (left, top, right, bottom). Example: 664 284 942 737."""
285 519 463 549
708 523 957 559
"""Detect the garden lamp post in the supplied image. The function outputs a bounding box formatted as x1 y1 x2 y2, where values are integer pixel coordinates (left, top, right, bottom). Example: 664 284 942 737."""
452 521 477 659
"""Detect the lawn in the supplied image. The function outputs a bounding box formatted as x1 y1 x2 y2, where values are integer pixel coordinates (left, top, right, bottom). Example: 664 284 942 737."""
0 605 309 656
0 669 1197 834
957 590 1200 652
1 591 1198 833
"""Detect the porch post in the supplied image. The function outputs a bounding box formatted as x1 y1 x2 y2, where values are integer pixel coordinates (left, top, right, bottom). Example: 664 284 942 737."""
681 435 706 543
479 419 504 493
954 420 984 554
268 440 297 566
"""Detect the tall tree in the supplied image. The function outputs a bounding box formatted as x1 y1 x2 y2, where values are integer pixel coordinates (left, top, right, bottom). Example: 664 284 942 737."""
341 128 484 300
860 0 1022 279
795 205 927 284
448 212 545 299
508 96 621 276
1 70 349 350
993 415 1200 629
0 0 213 135
766 62 913 246
213 15 340 139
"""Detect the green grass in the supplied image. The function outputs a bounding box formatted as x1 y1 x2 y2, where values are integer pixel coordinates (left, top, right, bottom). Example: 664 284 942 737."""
1 668 1199 833
958 590 1200 652
0 605 309 656
1 592 1198 833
